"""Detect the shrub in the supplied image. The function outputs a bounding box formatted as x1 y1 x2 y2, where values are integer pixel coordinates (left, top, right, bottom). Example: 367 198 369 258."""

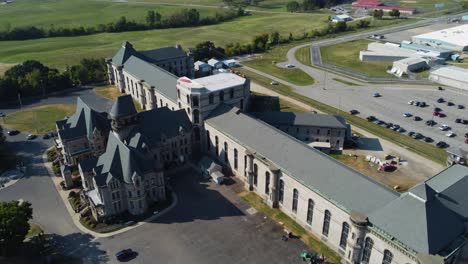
68 191 76 198
89 223 95 229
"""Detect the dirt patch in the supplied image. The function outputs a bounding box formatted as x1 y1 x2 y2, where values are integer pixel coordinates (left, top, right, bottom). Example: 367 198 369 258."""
0 63 16 76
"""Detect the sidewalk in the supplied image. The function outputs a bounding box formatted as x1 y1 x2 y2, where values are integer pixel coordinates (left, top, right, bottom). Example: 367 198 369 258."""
42 147 178 238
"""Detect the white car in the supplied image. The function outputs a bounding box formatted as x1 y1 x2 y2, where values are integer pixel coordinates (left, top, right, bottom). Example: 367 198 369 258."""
270 81 278 85
445 131 455 137
285 64 295 68
439 125 450 131
408 100 414 105
403 113 412 117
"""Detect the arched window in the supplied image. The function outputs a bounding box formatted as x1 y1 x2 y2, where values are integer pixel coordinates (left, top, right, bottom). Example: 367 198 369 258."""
244 155 247 177
186 94 190 104
362 237 374 263
219 91 224 102
224 142 228 162
230 89 234 99
340 222 350 250
253 164 258 186
209 94 214 104
292 189 299 213
265 171 270 194
322 210 331 237
279 179 284 203
177 89 180 99
382 250 393 264
215 136 219 155
206 130 211 150
306 199 314 225
178 102 181 109
192 96 199 107
234 149 238 169
193 109 200 124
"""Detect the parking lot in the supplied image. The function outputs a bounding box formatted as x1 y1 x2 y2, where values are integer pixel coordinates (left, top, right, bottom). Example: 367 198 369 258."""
295 83 467 151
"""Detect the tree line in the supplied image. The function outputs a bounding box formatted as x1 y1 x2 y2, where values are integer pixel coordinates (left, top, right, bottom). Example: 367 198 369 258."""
0 59 107 102
286 0 347 12
0 8 246 41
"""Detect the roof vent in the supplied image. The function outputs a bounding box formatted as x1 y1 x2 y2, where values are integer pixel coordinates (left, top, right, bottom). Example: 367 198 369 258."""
235 109 242 115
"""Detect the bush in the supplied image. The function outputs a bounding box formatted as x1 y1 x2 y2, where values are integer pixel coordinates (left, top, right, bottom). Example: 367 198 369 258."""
89 223 95 229
68 191 76 198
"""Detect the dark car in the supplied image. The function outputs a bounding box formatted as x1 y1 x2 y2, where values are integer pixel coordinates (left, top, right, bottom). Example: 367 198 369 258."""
412 133 423 139
419 102 427 107
414 101 421 107
116 249 135 261
465 132 468 138
424 137 433 143
391 124 400 130
0 112 5 118
7 130 19 136
42 134 50 140
397 127 406 133
375 120 386 125
438 112 446 118
413 116 422 121
447 101 455 106
436 141 449 148
437 98 444 103
408 131 415 137
426 120 436 126
458 105 465 109
385 123 393 128
366 116 376 122
349 109 359 115
434 107 442 112
456 118 462 124
462 120 468 125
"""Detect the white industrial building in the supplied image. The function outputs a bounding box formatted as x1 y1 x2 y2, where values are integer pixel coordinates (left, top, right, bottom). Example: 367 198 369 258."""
391 57 428 76
429 66 468 91
412 24 468 51
359 42 417 62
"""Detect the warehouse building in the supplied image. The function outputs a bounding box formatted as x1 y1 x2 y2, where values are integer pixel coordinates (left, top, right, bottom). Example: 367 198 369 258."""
400 41 453 60
359 42 416 62
391 57 428 76
429 66 468 91
412 24 468 51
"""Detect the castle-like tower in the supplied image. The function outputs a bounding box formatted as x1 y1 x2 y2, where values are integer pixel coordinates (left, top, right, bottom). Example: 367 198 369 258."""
110 95 138 141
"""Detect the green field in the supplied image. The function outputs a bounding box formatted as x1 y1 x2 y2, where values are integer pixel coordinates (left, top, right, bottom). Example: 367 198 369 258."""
0 12 329 69
321 39 394 78
294 46 312 66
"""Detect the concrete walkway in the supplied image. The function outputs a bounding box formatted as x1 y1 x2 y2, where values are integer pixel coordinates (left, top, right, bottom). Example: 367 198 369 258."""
42 147 178 238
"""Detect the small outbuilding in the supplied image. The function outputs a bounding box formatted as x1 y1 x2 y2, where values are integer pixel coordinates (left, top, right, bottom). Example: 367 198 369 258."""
223 59 237 68
198 156 224 184
194 61 212 73
331 14 353 23
208 58 223 69
392 57 428 76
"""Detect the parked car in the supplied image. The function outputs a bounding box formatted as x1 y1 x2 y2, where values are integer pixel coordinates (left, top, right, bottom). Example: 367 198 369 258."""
372 93 381 97
116 249 135 261
458 104 465 109
414 101 421 106
445 131 455 137
465 138 468 144
285 64 295 68
412 133 423 139
419 102 427 107
408 131 415 137
456 118 462 124
403 112 412 117
433 112 446 117
462 120 468 125
447 101 455 106
426 120 436 126
437 98 445 103
396 127 406 133
349 109 359 115
413 116 422 121
7 130 19 136
436 141 449 148
465 132 468 138
434 107 442 112
385 123 393 128
42 134 50 140
366 116 376 122
0 112 5 118
270 81 278 85
26 134 37 140
391 124 400 130
375 120 385 125
424 137 433 143
408 100 414 105
439 124 450 131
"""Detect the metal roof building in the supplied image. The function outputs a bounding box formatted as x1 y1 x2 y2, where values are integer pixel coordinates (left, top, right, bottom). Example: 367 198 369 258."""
429 66 468 91
412 24 468 51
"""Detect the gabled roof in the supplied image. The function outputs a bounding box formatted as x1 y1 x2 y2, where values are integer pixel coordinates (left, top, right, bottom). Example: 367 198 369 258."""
123 56 178 103
112 41 138 66
369 188 465 254
109 95 137 119
56 97 110 141
250 112 347 129
206 105 398 214
139 47 187 62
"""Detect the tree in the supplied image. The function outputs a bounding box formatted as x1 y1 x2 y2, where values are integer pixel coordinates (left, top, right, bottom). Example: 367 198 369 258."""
286 1 300 12
356 19 371 28
334 21 347 32
373 9 384 19
389 9 400 18
270 31 280 45
252 33 269 51
0 200 33 256
192 41 225 61
146 10 161 28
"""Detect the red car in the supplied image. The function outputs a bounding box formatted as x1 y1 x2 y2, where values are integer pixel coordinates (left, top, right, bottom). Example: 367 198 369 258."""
433 112 446 117
465 138 468 144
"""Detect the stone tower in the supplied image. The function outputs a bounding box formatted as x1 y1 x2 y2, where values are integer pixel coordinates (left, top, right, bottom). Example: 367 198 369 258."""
110 95 138 141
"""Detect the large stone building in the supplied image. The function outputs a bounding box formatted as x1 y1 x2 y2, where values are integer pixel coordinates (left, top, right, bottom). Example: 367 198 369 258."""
57 42 468 264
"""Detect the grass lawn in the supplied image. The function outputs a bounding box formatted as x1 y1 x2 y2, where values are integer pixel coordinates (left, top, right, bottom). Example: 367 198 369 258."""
237 67 448 165
321 39 394 78
0 12 329 69
240 192 341 263
1 104 76 134
294 46 312 66
332 78 361 86
94 85 143 112
26 223 43 239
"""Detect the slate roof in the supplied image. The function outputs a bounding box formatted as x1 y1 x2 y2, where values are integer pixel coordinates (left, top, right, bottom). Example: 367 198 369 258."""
112 41 138 66
93 132 153 187
250 112 347 129
122 56 178 103
56 97 110 141
139 47 187 62
206 105 398 214
109 95 137 119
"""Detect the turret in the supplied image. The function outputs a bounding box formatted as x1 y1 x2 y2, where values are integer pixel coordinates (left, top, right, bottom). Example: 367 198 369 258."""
110 95 138 141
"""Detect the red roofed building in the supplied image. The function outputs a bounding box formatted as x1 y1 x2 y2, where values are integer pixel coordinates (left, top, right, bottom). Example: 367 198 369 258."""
352 0 415 14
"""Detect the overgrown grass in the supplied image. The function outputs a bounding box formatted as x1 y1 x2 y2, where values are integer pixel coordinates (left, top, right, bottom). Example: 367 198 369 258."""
0 104 76 134
94 85 143 112
294 46 312 66
237 67 448 165
240 192 341 264
332 78 361 86
321 39 394 78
